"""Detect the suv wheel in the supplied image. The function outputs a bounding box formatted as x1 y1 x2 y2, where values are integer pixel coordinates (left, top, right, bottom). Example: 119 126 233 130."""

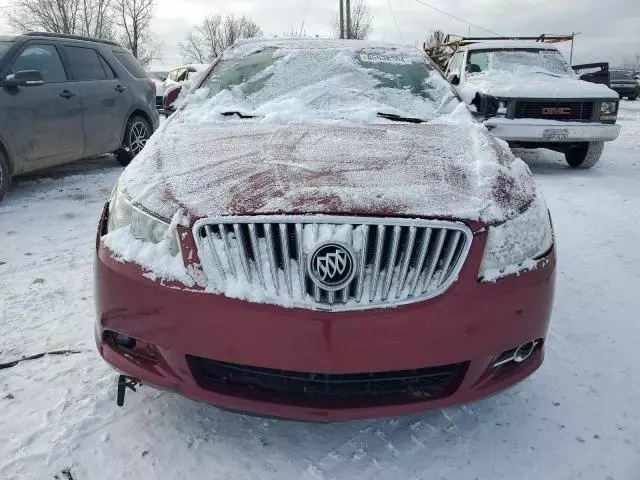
0 152 10 202
115 115 151 167
565 141 605 169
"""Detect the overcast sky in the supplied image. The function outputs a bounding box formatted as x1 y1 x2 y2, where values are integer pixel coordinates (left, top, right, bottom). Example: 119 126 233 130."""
1 0 638 69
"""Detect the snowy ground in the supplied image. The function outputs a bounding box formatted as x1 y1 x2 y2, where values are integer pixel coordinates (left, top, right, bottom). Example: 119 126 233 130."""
1 102 639 480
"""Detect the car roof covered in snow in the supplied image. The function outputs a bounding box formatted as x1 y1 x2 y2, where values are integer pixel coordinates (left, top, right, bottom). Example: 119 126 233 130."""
465 41 561 51
0 35 17 41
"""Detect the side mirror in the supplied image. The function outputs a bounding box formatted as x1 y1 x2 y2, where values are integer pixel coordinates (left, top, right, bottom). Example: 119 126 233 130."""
448 74 460 86
3 70 44 88
472 92 500 117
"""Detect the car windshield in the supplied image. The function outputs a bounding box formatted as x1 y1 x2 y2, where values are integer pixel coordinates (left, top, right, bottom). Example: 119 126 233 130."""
467 49 574 77
0 41 14 59
199 45 459 120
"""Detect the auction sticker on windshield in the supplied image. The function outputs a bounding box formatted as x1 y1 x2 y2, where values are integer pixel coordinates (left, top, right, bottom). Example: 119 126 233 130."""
360 53 413 64
542 128 569 141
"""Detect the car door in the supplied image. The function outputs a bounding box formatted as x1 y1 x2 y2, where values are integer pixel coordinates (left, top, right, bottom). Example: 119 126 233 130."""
61 45 132 157
0 42 83 171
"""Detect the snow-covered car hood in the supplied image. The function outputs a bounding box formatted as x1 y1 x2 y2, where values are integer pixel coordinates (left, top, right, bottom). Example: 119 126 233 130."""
463 71 619 99
120 112 536 226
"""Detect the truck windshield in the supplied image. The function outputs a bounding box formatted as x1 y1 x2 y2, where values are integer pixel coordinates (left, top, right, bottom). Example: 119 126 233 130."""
0 41 14 59
200 46 459 120
467 49 574 77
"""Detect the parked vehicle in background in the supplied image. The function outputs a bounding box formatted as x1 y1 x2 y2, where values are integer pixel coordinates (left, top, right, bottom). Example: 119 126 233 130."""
164 63 209 90
162 84 182 115
148 72 164 110
150 70 168 81
0 32 159 201
96 39 556 421
435 36 621 169
609 70 639 100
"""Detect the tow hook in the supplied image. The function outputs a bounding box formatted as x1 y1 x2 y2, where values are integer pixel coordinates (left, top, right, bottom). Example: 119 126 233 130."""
116 375 140 406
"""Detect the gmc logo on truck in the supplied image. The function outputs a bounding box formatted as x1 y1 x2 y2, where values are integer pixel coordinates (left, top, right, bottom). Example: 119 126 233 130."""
541 107 572 115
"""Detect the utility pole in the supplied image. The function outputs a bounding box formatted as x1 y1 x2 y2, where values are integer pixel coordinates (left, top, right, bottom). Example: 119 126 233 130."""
339 0 345 39
569 32 581 65
346 0 352 39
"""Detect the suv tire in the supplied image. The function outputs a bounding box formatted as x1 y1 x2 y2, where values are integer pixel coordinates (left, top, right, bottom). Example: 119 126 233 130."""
629 95 638 101
0 152 10 202
115 115 152 167
565 141 605 169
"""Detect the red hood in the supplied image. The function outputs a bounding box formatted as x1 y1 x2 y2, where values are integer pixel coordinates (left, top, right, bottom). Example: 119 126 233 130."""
121 119 536 225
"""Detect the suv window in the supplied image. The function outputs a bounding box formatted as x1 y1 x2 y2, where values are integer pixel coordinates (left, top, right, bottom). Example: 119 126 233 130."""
63 46 108 80
99 55 116 79
112 51 147 78
12 44 67 83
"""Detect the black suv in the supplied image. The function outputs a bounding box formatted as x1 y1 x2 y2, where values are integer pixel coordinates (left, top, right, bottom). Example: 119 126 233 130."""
609 70 639 101
0 32 159 200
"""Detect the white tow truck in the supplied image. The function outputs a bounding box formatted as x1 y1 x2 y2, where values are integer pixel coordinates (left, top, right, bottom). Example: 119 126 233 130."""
428 35 621 168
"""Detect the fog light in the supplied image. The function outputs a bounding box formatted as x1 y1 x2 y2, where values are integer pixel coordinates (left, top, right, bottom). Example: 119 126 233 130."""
112 332 137 349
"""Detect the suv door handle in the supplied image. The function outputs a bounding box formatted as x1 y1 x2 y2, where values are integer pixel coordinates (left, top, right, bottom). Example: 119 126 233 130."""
115 85 127 93
59 90 75 98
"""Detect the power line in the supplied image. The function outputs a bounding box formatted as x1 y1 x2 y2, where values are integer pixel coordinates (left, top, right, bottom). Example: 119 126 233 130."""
413 0 502 37
386 0 405 43
299 0 311 36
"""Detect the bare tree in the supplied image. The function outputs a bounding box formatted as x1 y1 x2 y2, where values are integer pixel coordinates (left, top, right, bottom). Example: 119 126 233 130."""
7 0 82 35
115 0 160 65
333 0 373 40
81 0 116 39
179 14 262 63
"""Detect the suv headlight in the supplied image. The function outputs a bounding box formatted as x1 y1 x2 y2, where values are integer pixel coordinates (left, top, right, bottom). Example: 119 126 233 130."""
107 183 179 256
479 194 553 282
600 100 618 119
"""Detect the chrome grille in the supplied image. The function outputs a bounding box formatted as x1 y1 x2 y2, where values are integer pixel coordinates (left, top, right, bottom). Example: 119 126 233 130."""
193 216 472 311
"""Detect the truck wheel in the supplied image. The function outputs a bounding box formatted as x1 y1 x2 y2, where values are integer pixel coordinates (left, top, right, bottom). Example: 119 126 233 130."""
115 115 151 167
0 152 10 202
564 141 605 169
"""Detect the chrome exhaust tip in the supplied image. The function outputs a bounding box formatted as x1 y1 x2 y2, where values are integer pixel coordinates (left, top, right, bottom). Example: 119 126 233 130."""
492 340 540 368
513 341 536 363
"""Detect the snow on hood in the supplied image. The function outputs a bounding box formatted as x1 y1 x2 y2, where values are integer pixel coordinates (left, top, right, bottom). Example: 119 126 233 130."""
120 105 536 226
462 70 619 100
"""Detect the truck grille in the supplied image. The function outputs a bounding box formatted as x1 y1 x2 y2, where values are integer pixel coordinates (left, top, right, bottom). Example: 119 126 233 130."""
193 216 472 311
187 355 468 408
514 101 594 121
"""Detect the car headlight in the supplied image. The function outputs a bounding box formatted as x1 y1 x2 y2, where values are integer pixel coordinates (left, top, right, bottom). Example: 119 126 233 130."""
479 194 553 282
600 101 618 116
107 183 180 256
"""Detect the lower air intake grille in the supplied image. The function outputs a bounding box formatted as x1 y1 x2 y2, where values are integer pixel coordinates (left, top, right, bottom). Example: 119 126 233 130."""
193 216 472 311
187 356 468 408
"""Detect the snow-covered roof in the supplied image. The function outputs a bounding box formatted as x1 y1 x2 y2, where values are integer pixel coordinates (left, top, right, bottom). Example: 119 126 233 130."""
465 41 561 51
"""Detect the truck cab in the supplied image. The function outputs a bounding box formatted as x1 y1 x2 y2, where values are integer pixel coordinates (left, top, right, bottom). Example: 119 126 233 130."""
443 40 621 168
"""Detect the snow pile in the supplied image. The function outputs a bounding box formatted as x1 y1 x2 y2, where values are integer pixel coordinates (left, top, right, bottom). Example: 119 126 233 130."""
461 69 619 100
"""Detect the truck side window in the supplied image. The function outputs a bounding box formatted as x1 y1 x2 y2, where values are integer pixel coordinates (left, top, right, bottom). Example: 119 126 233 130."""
446 52 464 83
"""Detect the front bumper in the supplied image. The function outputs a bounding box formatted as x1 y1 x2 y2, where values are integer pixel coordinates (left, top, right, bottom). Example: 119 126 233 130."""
484 118 621 142
94 213 556 421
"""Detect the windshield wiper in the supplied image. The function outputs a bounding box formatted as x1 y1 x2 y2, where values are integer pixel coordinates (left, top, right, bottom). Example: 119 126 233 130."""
220 111 257 119
377 112 426 124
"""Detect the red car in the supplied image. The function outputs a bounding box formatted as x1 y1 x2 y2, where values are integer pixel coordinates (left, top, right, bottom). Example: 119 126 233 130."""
95 39 555 421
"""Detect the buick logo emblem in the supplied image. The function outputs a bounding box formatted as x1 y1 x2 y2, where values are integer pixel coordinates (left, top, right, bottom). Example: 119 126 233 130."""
308 242 357 291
